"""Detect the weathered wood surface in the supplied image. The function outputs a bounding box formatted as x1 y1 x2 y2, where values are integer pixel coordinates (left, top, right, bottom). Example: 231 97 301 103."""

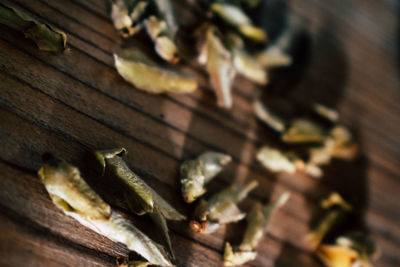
0 0 399 266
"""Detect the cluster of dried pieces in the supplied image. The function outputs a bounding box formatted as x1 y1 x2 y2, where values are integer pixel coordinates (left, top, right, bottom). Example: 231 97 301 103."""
110 1 291 106
224 192 290 266
111 0 198 94
111 0 178 63
38 148 187 266
307 193 377 267
255 100 358 178
196 2 291 108
180 152 289 266
0 2 66 52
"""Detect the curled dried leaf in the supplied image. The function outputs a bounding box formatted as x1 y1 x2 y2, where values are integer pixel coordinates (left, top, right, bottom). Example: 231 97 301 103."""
94 148 185 257
307 193 352 250
38 155 173 267
93 148 154 215
223 242 257 267
317 244 359 267
211 3 267 42
282 119 327 144
256 146 297 173
180 151 231 203
114 48 197 94
232 48 267 84
223 192 289 266
253 100 286 133
200 26 236 108
314 103 339 123
337 232 377 267
111 0 147 37
0 2 66 52
190 181 258 234
239 192 290 251
144 16 178 63
255 46 292 68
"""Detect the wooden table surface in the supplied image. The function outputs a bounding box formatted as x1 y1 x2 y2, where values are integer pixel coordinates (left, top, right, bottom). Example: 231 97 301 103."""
0 0 399 266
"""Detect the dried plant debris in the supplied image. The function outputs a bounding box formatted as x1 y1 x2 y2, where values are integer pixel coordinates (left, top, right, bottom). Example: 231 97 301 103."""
253 100 285 133
38 154 173 266
180 151 232 203
282 119 327 144
223 192 290 266
117 256 153 267
255 101 358 178
94 148 185 257
198 25 236 108
0 2 66 52
317 233 377 267
307 193 352 250
114 48 197 94
231 45 267 85
111 0 178 62
256 146 297 174
190 180 258 234
211 3 267 43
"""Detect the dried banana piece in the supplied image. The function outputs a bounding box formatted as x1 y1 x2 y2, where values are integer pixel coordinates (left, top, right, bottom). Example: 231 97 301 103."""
307 193 352 250
180 151 232 203
223 192 290 266
94 148 185 257
190 181 258 234
114 48 197 94
211 3 267 42
199 26 236 108
38 154 173 267
0 2 66 52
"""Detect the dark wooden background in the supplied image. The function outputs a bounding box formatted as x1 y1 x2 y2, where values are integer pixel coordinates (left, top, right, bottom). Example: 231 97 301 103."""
0 0 399 266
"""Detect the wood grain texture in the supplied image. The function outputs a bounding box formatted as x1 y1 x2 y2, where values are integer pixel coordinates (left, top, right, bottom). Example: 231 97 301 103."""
0 0 399 266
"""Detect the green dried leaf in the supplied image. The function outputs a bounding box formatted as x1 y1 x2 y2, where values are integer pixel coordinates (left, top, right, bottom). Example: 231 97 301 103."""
211 3 267 42
94 148 185 257
114 48 197 94
200 26 236 108
0 2 66 52
190 181 258 234
282 119 327 144
38 155 173 267
180 151 232 203
307 193 352 250
94 148 154 215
